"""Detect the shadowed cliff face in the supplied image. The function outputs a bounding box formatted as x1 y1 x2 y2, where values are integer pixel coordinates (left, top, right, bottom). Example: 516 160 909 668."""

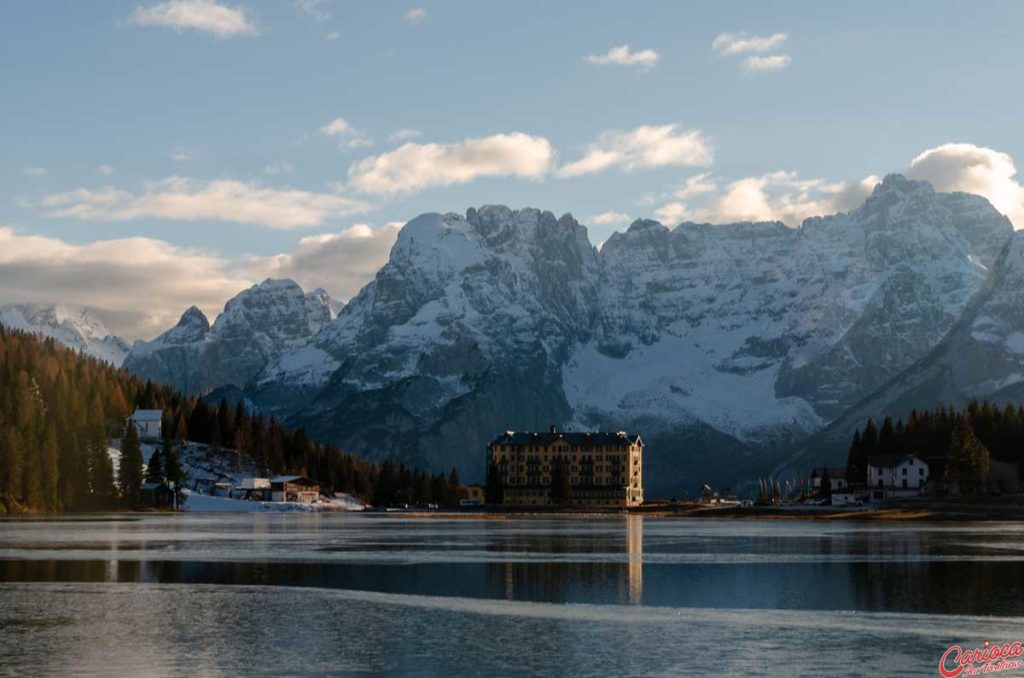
124 279 334 395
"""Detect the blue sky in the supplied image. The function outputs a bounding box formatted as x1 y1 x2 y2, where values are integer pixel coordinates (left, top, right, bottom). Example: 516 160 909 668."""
3 0 1024 338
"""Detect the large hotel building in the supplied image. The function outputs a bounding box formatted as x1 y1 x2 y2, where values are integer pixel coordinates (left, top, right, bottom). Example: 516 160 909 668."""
487 427 643 508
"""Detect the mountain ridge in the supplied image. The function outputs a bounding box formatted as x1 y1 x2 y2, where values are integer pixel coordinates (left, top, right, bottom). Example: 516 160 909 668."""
238 174 1016 491
0 303 131 366
123 278 336 395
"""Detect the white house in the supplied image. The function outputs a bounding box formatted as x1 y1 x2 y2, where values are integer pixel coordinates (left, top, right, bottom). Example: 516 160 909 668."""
811 466 848 492
130 409 162 441
867 454 929 500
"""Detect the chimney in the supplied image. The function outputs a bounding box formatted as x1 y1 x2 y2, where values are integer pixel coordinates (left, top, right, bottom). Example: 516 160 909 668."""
549 424 557 434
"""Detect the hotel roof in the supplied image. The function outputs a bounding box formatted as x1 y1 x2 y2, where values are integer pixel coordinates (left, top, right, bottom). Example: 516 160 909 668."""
490 430 641 447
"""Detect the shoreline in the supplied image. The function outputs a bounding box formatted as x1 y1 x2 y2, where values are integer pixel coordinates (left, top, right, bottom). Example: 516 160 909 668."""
6 499 1024 522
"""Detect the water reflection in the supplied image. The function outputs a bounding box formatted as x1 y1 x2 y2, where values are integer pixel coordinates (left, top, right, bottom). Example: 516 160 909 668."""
3 515 1024 615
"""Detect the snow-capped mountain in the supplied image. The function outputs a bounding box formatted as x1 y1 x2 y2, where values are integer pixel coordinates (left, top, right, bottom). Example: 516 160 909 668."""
243 175 1015 491
123 279 335 395
780 226 1024 475
0 303 130 366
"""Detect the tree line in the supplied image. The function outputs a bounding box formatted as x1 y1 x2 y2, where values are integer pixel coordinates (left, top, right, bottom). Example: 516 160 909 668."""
845 400 1021 494
0 327 466 514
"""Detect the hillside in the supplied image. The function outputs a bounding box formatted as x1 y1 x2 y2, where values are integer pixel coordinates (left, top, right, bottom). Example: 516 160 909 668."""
0 327 462 514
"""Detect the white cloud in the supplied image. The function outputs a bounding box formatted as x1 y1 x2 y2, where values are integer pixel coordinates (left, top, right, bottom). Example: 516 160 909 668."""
248 221 402 303
346 137 373 150
320 117 356 137
907 143 1024 228
672 172 717 199
589 211 631 226
295 0 329 22
647 142 1024 230
712 31 788 55
653 171 878 227
742 54 791 73
23 167 47 176
97 164 115 176
389 128 422 142
0 226 252 339
347 132 554 195
326 31 340 40
171 148 198 162
40 177 369 229
320 116 371 149
653 202 691 225
130 0 258 38
0 218 403 340
405 8 426 23
585 44 659 68
558 124 712 178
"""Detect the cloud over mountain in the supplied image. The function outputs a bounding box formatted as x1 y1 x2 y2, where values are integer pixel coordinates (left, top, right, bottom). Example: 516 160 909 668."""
41 177 368 229
346 133 554 195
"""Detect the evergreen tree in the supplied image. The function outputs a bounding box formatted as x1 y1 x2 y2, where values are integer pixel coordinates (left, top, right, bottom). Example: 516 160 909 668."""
145 447 163 483
447 466 462 506
88 434 116 508
945 415 991 496
819 465 832 500
861 418 879 457
119 422 144 507
2 428 24 506
846 430 865 485
877 416 900 456
162 438 186 509
41 424 60 512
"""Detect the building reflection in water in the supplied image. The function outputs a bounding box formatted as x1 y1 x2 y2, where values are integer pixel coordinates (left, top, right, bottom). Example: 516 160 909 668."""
626 515 643 605
492 516 644 605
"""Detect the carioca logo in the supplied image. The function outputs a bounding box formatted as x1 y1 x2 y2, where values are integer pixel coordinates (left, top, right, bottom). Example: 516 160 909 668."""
939 641 1024 677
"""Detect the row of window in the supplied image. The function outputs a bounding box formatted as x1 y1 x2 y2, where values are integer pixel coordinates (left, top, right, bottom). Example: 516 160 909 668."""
875 467 925 476
504 477 629 486
497 454 633 463
493 445 635 454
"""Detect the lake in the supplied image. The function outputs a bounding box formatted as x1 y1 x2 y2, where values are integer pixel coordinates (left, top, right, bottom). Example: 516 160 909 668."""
2 514 1023 676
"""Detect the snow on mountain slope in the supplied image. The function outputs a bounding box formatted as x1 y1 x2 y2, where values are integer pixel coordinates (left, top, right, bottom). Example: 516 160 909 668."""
571 175 1012 444
0 303 130 365
779 227 1024 475
247 176 1014 491
124 279 336 394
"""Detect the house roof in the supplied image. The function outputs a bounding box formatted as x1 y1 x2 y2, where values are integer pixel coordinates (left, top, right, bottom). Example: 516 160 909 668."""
489 430 641 447
131 409 163 422
140 482 165 490
811 466 847 477
270 475 318 485
867 454 926 469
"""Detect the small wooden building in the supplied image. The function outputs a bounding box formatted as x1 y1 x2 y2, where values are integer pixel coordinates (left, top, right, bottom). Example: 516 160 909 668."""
235 477 271 500
270 476 320 503
140 482 175 508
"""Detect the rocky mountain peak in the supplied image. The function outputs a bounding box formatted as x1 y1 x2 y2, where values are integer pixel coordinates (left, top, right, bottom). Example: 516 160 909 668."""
124 278 333 394
178 305 210 330
0 303 130 366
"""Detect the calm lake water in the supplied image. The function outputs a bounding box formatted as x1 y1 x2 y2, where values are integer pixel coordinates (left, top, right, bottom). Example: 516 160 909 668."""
2 514 1023 676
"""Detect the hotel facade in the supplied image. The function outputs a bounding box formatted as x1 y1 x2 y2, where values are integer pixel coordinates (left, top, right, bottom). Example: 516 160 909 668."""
488 428 643 508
